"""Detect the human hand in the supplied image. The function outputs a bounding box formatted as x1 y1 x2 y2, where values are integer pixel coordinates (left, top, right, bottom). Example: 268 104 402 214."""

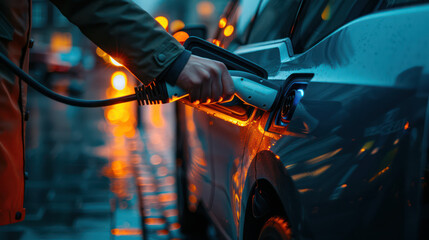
175 55 234 104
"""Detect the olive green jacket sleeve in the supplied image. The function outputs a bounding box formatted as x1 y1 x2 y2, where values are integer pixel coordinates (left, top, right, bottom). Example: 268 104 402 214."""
50 0 184 85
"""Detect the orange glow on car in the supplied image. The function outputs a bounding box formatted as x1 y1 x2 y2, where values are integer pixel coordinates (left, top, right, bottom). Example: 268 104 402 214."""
111 228 142 236
173 31 190 44
219 17 227 28
321 3 331 21
111 71 127 91
96 47 107 57
109 56 124 67
155 16 169 30
404 121 410 130
197 1 215 17
224 25 234 37
341 184 348 188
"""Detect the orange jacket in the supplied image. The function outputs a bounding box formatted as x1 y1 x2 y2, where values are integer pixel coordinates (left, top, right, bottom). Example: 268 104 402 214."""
0 0 183 225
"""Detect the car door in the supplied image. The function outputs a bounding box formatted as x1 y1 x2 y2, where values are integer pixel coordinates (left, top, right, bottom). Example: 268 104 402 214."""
237 0 429 239
199 0 429 239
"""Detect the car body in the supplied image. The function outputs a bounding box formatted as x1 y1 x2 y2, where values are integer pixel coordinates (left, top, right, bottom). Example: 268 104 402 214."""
176 1 429 239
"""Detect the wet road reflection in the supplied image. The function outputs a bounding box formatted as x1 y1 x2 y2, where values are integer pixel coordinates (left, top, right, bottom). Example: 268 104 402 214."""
133 104 182 240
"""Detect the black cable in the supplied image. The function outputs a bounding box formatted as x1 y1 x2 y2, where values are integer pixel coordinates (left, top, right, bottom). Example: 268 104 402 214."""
0 51 137 107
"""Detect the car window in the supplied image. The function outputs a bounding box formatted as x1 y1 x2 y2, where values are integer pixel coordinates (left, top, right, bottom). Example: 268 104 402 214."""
291 0 429 53
246 0 301 44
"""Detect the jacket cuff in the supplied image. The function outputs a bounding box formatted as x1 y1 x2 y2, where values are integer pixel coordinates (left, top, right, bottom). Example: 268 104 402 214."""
156 50 191 86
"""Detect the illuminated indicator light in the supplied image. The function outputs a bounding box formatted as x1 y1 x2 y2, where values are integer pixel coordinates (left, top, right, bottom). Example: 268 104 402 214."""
155 16 169 30
404 121 410 130
172 31 190 44
111 228 142 236
275 155 280 160
109 56 123 67
321 3 331 21
170 20 185 33
197 1 215 17
111 71 127 90
297 89 305 97
371 147 379 155
224 25 234 37
393 138 399 145
341 184 347 188
219 17 227 28
212 39 221 46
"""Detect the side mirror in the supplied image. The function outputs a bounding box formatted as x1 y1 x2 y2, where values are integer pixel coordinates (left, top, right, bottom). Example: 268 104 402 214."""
173 25 208 40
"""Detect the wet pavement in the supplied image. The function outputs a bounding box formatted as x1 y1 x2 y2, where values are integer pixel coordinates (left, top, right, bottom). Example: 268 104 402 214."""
0 68 186 239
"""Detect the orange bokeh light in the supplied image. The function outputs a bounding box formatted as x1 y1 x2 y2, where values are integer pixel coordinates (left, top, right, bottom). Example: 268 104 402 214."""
224 25 234 37
173 31 190 44
111 71 127 91
219 17 227 28
197 1 215 17
155 16 169 30
171 20 185 33
212 39 221 46
51 32 72 53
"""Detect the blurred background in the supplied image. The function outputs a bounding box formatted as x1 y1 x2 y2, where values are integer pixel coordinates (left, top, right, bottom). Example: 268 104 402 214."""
0 0 229 239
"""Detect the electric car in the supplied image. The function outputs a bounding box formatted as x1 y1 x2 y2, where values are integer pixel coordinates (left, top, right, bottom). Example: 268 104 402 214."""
175 0 429 239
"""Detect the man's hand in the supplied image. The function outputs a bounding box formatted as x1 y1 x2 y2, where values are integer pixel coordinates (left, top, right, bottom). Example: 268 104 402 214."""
176 55 234 104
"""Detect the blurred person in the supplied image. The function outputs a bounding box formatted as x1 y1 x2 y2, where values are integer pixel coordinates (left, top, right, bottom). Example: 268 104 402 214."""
0 0 234 225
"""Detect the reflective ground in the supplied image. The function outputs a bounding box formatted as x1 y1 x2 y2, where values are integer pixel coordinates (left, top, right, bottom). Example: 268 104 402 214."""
0 68 196 239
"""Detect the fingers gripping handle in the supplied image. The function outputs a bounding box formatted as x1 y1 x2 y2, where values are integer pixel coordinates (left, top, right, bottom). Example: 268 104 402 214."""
165 70 279 111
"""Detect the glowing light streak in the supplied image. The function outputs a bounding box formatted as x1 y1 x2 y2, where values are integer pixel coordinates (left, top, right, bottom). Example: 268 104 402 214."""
109 56 124 67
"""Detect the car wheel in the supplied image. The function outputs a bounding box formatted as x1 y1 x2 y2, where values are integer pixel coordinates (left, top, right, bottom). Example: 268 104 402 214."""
258 216 293 240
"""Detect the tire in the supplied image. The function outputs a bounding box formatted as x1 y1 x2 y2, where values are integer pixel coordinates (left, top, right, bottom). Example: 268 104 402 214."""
258 216 293 240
